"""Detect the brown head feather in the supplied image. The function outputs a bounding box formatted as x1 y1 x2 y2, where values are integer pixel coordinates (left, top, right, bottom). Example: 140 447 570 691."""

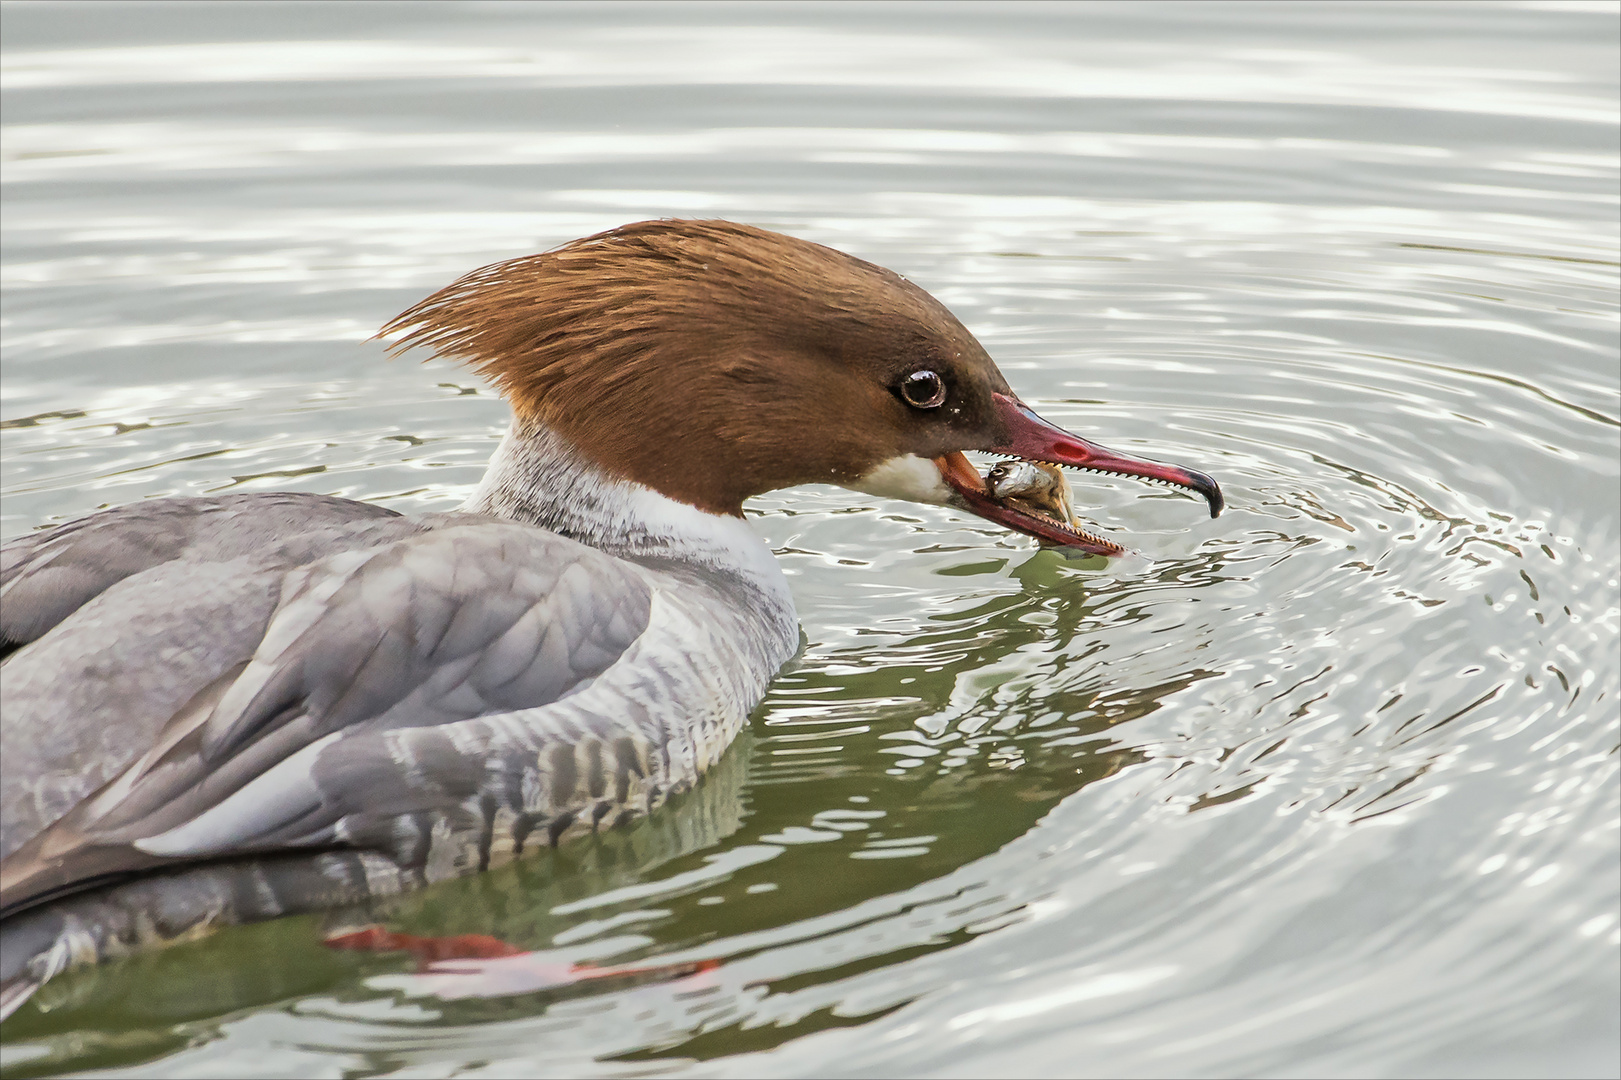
382 219 1014 515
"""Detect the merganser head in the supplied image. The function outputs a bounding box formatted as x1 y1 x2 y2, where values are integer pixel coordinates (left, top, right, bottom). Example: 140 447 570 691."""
383 219 1221 555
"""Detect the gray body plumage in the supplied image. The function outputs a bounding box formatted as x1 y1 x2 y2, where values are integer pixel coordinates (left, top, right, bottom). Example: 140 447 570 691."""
0 422 799 1015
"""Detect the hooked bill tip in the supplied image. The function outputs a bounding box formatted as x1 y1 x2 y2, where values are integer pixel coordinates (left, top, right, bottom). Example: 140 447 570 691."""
1185 469 1224 518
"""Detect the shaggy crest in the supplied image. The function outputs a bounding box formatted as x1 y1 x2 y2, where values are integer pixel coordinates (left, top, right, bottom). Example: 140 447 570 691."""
381 219 1007 514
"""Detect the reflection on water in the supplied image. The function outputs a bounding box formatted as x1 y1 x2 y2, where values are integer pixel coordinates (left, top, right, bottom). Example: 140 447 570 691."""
2 2 1617 1077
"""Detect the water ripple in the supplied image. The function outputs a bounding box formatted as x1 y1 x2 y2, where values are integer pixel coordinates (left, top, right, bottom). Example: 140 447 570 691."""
2 2 1616 1077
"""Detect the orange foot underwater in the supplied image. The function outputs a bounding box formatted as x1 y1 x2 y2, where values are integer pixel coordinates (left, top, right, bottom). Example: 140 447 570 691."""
325 925 722 997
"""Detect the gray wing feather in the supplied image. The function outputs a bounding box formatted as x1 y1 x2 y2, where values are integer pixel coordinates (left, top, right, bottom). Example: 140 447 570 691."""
0 493 401 650
199 529 649 761
0 496 428 861
0 521 654 912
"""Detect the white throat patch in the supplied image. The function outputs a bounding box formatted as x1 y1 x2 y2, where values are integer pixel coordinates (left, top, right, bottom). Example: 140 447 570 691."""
846 454 953 506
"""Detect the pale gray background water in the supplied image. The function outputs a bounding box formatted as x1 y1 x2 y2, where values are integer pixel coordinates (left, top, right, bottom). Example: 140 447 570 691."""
1 2 1617 1077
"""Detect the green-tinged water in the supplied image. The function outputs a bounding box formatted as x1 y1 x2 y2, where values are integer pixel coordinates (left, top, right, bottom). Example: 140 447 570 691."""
1 2 1617 1076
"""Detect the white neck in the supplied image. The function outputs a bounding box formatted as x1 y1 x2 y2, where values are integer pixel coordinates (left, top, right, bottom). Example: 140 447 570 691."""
463 419 789 596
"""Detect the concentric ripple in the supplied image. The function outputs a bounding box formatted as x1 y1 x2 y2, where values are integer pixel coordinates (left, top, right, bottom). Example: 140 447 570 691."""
1 3 1616 1077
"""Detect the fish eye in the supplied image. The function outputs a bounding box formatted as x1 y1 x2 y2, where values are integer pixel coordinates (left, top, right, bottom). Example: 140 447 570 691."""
900 369 947 409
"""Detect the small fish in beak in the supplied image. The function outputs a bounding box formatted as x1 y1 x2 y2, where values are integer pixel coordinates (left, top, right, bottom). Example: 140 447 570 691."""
933 394 1222 556
984 460 1079 545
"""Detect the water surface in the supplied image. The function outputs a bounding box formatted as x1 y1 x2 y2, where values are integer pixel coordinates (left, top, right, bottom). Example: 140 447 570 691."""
1 2 1617 1077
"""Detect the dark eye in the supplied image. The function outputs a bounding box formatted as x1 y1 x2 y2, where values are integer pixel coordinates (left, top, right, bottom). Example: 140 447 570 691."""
900 369 947 409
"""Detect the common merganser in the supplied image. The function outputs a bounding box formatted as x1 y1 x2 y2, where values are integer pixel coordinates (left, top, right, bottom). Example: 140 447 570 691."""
0 219 1220 1017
